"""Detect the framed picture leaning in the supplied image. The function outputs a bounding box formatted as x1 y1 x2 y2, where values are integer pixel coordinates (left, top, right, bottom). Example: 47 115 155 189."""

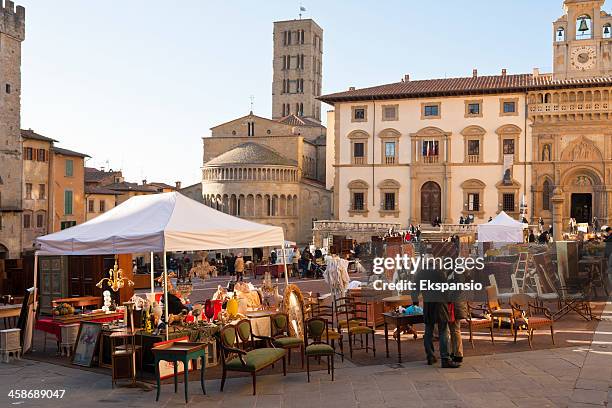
72 322 102 367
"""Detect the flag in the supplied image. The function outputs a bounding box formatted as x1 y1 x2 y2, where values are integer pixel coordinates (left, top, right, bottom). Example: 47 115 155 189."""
300 6 306 11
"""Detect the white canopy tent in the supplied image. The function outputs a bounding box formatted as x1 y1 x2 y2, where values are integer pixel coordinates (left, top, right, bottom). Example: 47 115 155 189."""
29 192 287 349
477 211 525 243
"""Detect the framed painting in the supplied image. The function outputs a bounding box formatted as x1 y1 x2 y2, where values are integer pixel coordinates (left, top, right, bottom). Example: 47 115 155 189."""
72 322 102 367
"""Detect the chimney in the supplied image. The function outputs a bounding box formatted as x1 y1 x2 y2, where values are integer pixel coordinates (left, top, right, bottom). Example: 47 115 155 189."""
472 69 478 78
533 67 540 77
348 86 355 91
501 68 507 76
404 74 410 82
142 179 147 185
175 181 182 190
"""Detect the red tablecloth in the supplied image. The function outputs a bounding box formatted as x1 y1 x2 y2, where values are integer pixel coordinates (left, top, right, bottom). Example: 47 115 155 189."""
35 312 123 342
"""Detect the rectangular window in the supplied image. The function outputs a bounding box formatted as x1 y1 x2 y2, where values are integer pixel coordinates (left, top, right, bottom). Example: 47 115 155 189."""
503 193 515 212
468 140 480 156
503 139 515 155
467 103 480 115
39 184 46 199
385 142 396 158
36 149 46 161
424 105 439 117
88 199 95 213
503 101 516 113
354 142 365 158
468 193 480 211
354 108 365 121
383 106 398 121
353 192 364 211
23 213 31 229
5 83 10 94
25 183 32 199
36 213 44 228
65 159 74 177
384 192 396 211
23 147 33 160
64 190 73 215
60 220 76 230
99 200 106 212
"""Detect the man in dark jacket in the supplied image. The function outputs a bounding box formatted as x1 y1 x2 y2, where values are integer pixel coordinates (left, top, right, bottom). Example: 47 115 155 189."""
447 270 468 364
414 265 460 368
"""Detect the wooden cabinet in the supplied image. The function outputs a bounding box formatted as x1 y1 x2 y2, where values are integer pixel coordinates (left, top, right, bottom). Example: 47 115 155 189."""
39 256 68 314
68 255 115 298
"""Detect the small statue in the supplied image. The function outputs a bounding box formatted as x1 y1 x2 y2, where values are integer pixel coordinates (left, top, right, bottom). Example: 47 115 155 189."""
503 169 512 185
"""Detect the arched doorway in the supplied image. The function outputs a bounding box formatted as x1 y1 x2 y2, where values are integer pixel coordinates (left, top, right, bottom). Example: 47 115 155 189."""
421 181 441 224
0 243 7 260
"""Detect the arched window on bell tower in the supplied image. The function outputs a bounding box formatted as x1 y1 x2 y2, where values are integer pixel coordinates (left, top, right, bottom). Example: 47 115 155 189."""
603 23 612 39
556 27 565 42
576 15 593 40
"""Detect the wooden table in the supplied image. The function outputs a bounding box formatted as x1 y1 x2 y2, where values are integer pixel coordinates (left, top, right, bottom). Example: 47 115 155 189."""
382 295 415 308
152 341 207 403
382 312 424 364
52 296 101 309
0 304 21 319
0 304 21 329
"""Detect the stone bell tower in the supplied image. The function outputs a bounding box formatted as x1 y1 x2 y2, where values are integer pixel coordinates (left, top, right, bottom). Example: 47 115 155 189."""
553 0 612 80
0 0 25 259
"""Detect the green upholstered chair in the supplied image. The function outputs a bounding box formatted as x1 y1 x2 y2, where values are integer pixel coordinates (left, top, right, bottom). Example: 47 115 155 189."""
270 312 304 367
218 321 286 395
304 317 335 382
335 296 376 359
314 302 344 361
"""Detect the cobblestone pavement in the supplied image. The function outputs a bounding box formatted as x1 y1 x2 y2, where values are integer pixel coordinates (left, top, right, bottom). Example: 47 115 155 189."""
2 301 611 408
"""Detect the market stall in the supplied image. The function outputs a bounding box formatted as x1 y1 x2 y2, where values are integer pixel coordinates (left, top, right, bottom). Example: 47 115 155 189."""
29 191 286 351
477 211 525 243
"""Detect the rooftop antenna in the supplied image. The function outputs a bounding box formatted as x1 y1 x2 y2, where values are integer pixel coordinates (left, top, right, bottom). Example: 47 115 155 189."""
249 95 255 113
299 4 306 19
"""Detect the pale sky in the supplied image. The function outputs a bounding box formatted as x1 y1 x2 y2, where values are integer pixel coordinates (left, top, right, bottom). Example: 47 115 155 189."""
18 0 570 186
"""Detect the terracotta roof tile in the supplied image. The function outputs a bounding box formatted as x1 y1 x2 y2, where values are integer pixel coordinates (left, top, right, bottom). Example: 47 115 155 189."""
205 142 296 167
319 73 612 103
276 114 322 127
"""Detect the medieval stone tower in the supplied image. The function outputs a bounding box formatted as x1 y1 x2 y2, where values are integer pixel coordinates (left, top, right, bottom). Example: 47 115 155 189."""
272 19 323 122
0 0 25 259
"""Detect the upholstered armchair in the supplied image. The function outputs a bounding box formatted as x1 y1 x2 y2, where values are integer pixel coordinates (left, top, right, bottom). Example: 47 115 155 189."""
218 321 286 395
462 302 495 348
510 294 554 349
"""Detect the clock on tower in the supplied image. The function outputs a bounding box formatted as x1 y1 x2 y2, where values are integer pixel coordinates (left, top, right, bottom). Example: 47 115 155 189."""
553 0 612 80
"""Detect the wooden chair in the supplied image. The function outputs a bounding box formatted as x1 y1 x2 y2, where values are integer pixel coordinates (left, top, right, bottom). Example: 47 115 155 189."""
270 312 304 367
218 321 286 395
304 317 334 382
533 274 560 309
510 294 554 348
313 301 344 361
335 296 375 358
485 285 514 333
462 302 495 348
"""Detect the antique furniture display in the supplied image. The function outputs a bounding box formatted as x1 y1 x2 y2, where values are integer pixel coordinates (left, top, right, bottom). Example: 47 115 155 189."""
0 304 21 328
218 323 286 395
510 294 555 348
152 341 207 403
304 317 335 382
110 330 138 388
485 286 514 333
0 328 21 363
313 301 344 361
382 312 424 363
335 296 376 358
270 312 304 367
462 303 495 348
578 257 609 297
51 296 101 310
